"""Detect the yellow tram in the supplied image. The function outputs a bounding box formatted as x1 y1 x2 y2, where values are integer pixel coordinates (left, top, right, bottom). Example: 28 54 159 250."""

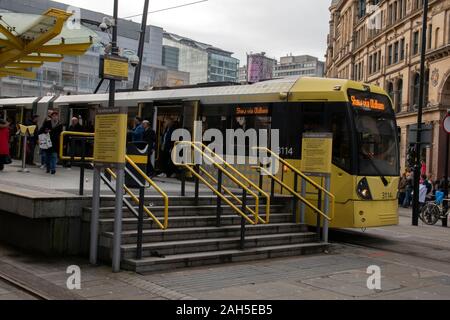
0 77 400 228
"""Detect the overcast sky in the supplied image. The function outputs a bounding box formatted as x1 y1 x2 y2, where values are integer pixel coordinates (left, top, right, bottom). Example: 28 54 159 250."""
60 0 331 64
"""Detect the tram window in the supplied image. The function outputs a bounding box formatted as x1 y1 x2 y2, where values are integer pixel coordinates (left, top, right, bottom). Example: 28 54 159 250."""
271 103 302 159
330 108 352 172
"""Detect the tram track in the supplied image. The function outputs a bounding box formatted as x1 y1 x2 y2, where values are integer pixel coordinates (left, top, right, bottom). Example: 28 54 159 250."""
329 228 450 265
0 272 49 300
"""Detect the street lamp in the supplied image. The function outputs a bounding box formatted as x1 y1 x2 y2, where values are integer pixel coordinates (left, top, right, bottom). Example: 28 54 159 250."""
412 0 429 226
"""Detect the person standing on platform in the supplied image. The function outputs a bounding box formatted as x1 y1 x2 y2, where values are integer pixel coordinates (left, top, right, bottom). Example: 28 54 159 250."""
142 120 156 178
0 119 11 171
40 111 63 175
25 115 39 166
132 117 145 143
159 119 178 178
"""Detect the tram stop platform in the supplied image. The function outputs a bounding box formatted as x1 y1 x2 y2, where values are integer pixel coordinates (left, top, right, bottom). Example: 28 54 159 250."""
0 161 215 256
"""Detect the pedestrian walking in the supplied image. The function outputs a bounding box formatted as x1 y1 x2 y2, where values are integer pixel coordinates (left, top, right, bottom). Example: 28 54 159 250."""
398 171 408 206
0 119 11 171
403 169 414 208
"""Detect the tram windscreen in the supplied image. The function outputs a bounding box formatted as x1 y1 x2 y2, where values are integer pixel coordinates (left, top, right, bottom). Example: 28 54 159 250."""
349 89 399 177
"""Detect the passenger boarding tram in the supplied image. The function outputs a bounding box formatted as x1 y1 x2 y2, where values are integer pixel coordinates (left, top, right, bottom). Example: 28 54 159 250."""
0 77 400 229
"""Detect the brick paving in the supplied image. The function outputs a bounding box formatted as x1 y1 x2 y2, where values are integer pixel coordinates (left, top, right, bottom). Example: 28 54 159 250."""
0 213 449 300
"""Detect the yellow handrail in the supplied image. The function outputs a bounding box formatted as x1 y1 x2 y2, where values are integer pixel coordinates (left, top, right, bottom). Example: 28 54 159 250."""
198 166 259 220
125 155 169 230
176 141 270 224
180 164 256 225
173 142 260 224
253 147 335 221
58 131 169 230
59 131 94 161
257 166 332 222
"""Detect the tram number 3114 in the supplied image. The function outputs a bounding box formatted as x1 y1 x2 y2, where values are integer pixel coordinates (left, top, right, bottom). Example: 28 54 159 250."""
277 147 294 156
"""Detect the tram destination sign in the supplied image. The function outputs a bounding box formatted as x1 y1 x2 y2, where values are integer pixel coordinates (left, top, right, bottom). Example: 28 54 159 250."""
93 107 128 167
300 132 333 176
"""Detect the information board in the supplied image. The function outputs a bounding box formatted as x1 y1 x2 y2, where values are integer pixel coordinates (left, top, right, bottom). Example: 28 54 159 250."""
300 132 333 176
93 107 127 167
100 55 129 81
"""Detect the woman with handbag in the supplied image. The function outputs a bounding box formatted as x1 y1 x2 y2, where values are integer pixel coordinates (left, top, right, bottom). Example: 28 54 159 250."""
0 119 11 171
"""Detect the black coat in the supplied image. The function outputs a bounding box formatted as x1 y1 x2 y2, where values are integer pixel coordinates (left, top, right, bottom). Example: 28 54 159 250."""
40 120 63 153
143 128 156 152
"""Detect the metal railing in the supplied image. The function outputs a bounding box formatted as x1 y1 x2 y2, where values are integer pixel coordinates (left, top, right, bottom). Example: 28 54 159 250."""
59 131 94 195
252 147 335 242
59 131 169 259
173 141 271 249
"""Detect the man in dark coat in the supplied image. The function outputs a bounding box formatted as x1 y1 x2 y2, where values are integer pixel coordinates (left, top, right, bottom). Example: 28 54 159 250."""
142 120 156 177
39 111 63 174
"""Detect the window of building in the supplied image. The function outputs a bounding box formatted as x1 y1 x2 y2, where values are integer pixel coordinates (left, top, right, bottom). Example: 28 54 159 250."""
387 82 394 101
413 31 420 55
358 0 366 19
394 41 399 63
428 24 433 49
400 38 405 60
412 73 421 108
388 45 393 65
396 79 403 112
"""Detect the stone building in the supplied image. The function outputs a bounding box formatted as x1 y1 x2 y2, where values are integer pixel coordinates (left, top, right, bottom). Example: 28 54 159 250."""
326 0 450 179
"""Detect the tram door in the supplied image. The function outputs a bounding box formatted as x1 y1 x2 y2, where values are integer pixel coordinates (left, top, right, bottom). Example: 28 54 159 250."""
145 101 198 172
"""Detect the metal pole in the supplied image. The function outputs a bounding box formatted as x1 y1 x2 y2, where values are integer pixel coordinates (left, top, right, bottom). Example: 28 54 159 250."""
79 139 86 196
443 133 449 227
20 134 28 172
292 173 298 223
110 0 124 273
300 178 306 224
137 187 145 259
216 170 222 227
132 0 150 91
412 0 429 226
323 176 331 243
240 189 247 250
194 164 200 205
90 166 101 265
316 188 322 241
112 168 124 272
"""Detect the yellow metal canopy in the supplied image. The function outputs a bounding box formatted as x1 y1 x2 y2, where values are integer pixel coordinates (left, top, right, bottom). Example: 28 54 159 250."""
0 8 99 79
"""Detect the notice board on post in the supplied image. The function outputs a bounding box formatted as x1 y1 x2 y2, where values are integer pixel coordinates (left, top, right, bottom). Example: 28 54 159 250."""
300 132 333 177
93 107 127 168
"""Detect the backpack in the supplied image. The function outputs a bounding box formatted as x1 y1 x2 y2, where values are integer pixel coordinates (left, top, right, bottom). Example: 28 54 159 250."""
38 133 52 150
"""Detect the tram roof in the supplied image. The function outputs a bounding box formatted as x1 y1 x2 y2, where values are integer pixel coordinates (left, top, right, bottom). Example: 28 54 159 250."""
0 77 388 109
0 96 41 108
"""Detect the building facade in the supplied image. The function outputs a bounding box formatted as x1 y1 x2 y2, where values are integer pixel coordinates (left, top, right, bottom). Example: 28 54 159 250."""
0 0 189 97
163 33 239 84
273 55 325 78
326 0 450 179
246 52 276 83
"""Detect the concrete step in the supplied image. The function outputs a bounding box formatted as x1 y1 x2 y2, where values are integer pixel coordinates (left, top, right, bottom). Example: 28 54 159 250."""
82 204 287 221
98 195 291 208
120 232 318 259
100 223 309 244
98 213 294 232
121 242 329 273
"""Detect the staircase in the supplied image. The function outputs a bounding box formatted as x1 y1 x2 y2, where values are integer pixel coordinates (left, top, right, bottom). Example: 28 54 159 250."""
84 195 328 274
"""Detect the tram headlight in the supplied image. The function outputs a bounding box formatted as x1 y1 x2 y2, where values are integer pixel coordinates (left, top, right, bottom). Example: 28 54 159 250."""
357 178 373 200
